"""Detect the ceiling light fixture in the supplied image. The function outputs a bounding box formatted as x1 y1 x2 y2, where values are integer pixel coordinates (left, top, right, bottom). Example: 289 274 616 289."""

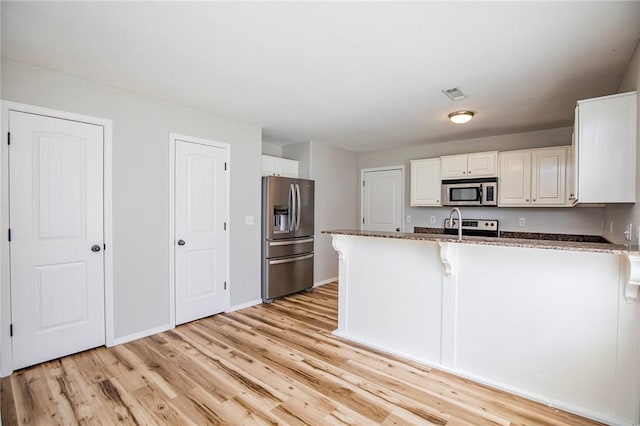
448 110 475 124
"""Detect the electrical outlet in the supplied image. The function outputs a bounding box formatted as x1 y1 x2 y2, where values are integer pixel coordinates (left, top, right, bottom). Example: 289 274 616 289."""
518 217 526 227
406 215 412 223
430 216 436 224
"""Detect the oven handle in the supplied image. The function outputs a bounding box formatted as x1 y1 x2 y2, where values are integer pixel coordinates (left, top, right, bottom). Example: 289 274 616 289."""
269 254 314 265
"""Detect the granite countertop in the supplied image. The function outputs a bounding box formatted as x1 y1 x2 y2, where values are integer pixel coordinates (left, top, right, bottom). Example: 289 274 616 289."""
322 229 640 255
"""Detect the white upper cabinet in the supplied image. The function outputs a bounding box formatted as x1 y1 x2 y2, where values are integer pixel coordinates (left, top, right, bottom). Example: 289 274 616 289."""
573 91 636 203
531 148 567 206
410 158 441 206
261 155 299 178
499 151 532 206
441 151 497 179
499 146 569 207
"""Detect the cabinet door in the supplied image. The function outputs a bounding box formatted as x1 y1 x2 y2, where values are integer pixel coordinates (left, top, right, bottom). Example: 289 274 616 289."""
498 151 531 206
576 92 636 203
261 155 277 176
278 158 299 178
566 146 577 205
531 148 566 206
410 159 441 206
441 154 468 178
467 151 498 177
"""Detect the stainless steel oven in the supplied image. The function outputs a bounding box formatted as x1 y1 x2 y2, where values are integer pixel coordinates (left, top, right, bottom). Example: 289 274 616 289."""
441 178 497 207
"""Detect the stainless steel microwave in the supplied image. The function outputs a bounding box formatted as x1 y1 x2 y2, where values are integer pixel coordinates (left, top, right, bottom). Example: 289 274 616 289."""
441 178 497 207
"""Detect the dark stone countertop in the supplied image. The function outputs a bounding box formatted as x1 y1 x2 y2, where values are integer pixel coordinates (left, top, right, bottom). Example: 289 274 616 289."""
322 229 640 255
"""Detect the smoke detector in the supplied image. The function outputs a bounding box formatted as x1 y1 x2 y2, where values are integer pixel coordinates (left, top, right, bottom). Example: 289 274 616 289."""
442 87 467 101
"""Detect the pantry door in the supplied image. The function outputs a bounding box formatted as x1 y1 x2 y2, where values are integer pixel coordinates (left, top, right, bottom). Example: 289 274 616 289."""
174 137 229 325
361 167 404 232
9 111 105 370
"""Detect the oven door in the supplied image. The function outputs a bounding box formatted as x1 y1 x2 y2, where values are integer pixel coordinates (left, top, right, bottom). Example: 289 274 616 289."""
442 183 483 206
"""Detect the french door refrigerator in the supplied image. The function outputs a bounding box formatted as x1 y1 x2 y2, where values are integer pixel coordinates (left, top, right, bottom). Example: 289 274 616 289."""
262 176 314 302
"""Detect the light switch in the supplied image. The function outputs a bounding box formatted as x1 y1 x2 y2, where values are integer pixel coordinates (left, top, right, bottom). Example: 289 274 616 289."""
245 216 254 226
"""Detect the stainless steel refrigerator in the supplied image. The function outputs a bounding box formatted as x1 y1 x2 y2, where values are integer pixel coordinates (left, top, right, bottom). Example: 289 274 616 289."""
262 176 315 302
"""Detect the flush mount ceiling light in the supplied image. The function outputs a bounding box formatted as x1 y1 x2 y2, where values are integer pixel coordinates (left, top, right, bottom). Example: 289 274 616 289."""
448 110 475 124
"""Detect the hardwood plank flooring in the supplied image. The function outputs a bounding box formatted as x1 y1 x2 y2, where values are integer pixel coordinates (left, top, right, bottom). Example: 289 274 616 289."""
1 283 602 425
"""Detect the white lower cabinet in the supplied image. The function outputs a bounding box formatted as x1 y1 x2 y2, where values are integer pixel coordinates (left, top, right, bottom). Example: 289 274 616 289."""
499 146 569 207
410 158 441 206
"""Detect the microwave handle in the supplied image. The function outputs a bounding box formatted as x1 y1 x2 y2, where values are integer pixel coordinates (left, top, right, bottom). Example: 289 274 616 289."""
479 184 484 204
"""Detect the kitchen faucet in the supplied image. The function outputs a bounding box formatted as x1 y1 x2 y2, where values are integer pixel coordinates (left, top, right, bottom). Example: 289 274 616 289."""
449 207 462 241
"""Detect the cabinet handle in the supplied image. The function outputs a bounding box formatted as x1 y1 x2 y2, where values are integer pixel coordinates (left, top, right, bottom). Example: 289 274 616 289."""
468 171 472 174
526 199 530 202
533 199 536 202
462 171 466 174
436 200 440 203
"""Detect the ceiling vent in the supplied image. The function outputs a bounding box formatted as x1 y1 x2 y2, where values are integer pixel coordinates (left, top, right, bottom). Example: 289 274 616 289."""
442 87 467 101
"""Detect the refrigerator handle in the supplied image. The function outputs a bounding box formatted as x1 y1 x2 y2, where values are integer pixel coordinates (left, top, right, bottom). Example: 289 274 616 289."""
289 184 296 231
295 184 301 231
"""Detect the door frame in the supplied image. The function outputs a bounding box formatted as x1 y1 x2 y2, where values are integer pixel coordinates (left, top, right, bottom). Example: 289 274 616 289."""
360 166 405 232
0 101 114 376
168 133 230 327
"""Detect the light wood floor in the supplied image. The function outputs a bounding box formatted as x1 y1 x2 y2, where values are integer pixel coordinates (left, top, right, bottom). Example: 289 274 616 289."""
1 283 601 425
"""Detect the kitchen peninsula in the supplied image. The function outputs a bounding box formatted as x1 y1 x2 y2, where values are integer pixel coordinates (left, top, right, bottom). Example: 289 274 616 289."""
325 229 640 425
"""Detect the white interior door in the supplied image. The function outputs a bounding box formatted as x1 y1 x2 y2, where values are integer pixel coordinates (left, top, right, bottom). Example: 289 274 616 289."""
175 139 228 325
9 111 105 370
362 168 403 232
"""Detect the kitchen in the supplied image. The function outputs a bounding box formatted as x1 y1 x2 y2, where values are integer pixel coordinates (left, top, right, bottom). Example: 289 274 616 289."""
1 1 640 425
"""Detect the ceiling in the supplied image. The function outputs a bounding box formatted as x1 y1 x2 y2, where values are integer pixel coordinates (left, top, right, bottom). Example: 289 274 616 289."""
2 2 640 152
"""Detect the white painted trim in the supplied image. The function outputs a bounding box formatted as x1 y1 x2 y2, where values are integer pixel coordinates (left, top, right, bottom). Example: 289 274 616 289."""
168 133 231 328
313 277 337 287
112 323 173 346
226 299 263 313
0 101 114 376
331 329 623 426
360 166 406 232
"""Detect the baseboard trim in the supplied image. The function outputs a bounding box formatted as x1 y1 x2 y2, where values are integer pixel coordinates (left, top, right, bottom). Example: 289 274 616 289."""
226 298 263 313
314 277 337 287
112 323 173 346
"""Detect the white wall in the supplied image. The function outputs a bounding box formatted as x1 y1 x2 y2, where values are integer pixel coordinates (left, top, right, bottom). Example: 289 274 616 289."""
261 141 282 157
603 41 640 244
359 127 605 235
310 142 359 283
282 141 311 179
1 59 263 339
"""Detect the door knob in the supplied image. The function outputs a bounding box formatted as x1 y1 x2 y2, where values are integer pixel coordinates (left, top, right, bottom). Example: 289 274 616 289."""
177 239 186 246
91 245 101 252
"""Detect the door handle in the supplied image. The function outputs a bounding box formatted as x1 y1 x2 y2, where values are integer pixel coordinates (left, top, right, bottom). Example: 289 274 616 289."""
269 238 314 246
295 184 301 231
91 244 101 252
177 239 186 246
289 184 296 231
269 254 314 265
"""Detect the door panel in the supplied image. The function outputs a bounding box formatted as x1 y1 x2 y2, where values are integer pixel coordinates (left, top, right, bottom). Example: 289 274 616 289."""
362 169 403 232
10 111 105 370
293 179 314 238
264 254 314 301
175 140 228 325
263 176 296 240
